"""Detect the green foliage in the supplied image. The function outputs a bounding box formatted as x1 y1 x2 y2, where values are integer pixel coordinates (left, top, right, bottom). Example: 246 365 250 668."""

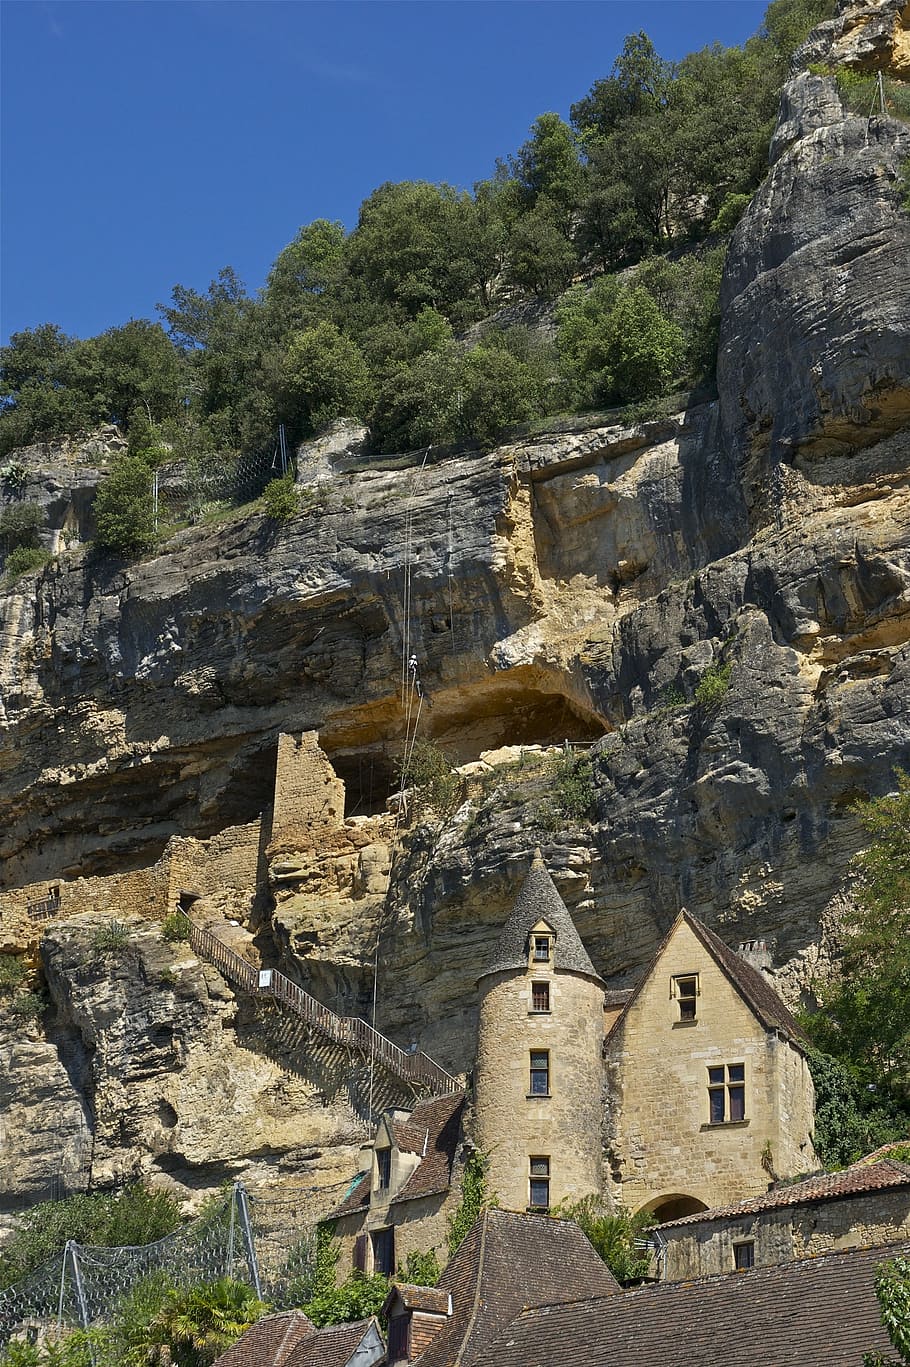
278 322 371 437
0 952 26 994
553 1196 655 1284
261 476 300 523
146 1277 268 1365
0 1186 183 1290
802 773 910 1101
557 278 685 410
93 455 156 557
398 739 459 817
4 546 51 580
694 661 732 707
447 1150 494 1257
710 192 753 234
297 1224 388 1329
540 750 596 829
8 991 45 1021
806 1049 909 1168
833 69 910 123
161 912 191 944
0 459 29 491
91 919 132 956
0 502 44 550
900 159 910 213
397 1248 441 1287
0 1331 100 1366
865 1256 910 1366
761 0 837 59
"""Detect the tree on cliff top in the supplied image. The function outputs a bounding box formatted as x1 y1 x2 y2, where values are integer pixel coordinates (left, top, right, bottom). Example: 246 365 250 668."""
804 772 910 1101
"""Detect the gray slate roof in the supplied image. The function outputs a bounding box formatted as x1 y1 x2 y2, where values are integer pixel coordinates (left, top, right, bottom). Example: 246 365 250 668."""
479 851 603 985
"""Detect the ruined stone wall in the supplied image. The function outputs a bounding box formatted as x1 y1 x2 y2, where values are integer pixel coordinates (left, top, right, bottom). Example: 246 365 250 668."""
0 862 169 951
605 919 816 1214
271 732 346 852
474 967 604 1213
661 1189 910 1279
164 820 263 920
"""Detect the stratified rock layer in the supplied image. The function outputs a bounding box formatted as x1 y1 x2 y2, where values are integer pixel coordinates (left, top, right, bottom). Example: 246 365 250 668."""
1 10 909 1205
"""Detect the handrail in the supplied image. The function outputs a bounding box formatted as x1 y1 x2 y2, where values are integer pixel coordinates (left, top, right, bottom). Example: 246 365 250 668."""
180 914 459 1097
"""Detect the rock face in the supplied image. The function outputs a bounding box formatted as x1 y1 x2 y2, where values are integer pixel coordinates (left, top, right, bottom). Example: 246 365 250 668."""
1 4 910 1208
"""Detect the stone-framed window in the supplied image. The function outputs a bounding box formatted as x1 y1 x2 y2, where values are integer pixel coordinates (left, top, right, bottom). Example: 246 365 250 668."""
533 934 552 962
531 981 550 1012
529 1049 550 1095
377 1147 392 1190
733 1240 755 1270
672 973 699 1022
708 1063 746 1123
372 1226 395 1276
529 1156 550 1210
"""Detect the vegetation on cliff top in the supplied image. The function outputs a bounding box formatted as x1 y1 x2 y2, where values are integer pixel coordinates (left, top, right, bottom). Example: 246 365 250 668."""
803 773 910 1164
0 0 837 479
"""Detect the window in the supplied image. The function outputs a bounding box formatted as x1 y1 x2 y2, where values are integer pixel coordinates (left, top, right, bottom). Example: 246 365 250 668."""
371 1227 395 1276
708 1063 746 1123
734 1241 755 1270
376 1147 391 1190
387 1314 409 1361
529 1050 550 1095
529 1156 550 1209
533 935 551 962
531 981 550 1012
674 974 698 1022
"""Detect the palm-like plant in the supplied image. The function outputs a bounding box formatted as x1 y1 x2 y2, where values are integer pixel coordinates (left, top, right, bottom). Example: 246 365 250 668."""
147 1278 268 1366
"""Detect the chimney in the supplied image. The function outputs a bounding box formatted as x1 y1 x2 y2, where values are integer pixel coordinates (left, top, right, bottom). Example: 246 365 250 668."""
737 940 772 972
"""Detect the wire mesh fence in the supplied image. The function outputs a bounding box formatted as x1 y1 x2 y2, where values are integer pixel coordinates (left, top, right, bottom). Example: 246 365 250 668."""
153 434 293 529
0 1178 347 1351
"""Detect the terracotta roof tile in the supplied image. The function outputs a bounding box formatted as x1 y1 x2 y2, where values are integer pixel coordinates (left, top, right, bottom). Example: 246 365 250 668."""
212 1311 315 1367
393 1095 464 1204
284 1317 381 1367
658 1158 910 1228
479 852 604 985
473 1239 910 1367
411 1208 619 1367
385 1283 452 1315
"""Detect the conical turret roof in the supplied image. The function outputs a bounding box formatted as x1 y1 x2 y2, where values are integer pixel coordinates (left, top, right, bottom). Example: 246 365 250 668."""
479 850 604 984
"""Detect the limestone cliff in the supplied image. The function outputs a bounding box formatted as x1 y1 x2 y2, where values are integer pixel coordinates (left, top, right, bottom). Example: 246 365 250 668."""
1 2 909 1213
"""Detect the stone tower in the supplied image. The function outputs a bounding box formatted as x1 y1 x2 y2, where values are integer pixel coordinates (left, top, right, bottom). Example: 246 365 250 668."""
473 851 606 1214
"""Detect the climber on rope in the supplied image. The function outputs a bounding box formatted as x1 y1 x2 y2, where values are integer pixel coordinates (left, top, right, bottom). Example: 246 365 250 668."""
408 653 419 681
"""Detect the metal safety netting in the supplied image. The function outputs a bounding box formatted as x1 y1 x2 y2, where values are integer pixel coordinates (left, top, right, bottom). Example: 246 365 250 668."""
0 1178 346 1351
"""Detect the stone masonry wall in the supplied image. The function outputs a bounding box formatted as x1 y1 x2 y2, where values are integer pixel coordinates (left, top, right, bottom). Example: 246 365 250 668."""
605 919 816 1214
271 732 346 852
661 1188 910 1279
474 967 604 1213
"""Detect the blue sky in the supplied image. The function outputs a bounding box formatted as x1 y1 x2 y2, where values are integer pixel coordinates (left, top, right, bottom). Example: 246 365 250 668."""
2 0 768 343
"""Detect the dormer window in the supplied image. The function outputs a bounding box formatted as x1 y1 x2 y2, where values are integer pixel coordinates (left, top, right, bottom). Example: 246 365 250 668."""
533 935 551 962
377 1147 391 1190
673 974 699 1023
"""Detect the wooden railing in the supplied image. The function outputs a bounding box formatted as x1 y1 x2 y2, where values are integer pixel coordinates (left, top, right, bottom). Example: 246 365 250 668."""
181 914 459 1098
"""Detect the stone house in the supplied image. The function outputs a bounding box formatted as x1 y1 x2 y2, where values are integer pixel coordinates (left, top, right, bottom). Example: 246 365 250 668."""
655 1156 910 1280
327 1093 465 1278
604 907 817 1218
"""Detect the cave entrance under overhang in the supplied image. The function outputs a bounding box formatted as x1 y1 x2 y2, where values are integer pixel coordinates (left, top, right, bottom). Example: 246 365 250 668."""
322 663 609 817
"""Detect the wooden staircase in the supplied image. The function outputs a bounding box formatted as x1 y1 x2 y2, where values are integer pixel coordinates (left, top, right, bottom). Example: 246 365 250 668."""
181 914 460 1102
